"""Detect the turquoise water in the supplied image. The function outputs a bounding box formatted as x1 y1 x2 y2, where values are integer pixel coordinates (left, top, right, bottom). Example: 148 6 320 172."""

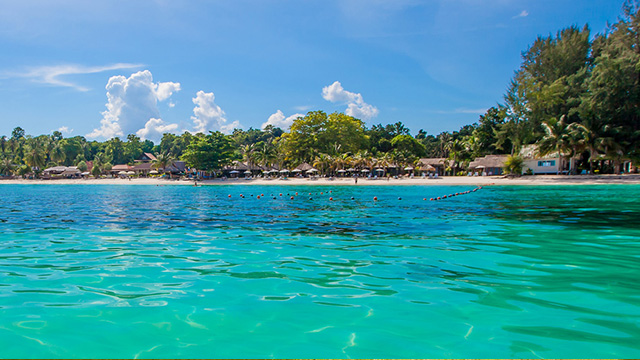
0 184 639 359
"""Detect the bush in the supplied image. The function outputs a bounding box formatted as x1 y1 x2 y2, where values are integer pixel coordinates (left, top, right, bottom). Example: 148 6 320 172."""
77 160 88 172
504 155 524 175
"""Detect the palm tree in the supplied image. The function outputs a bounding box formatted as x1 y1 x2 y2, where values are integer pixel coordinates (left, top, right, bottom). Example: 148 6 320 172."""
0 136 7 156
537 116 571 174
313 153 332 176
353 151 373 171
24 139 46 175
241 144 257 169
569 117 613 174
152 153 174 174
445 139 465 175
50 143 66 165
0 157 14 176
333 153 352 172
255 141 276 169
504 155 524 175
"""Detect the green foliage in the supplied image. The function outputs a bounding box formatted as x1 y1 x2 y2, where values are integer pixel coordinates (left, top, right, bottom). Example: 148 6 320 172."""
77 160 88 172
11 127 25 140
282 111 368 164
182 131 234 172
504 155 524 175
390 134 426 157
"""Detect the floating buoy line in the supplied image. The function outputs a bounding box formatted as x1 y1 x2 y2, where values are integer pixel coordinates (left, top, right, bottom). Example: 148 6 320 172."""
429 186 483 201
222 186 483 202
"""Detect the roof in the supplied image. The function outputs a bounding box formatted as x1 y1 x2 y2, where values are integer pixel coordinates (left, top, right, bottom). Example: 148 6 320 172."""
44 166 68 173
60 168 80 176
133 162 153 171
111 164 132 171
295 162 313 171
418 158 449 167
142 153 157 161
469 155 509 168
165 161 186 173
520 144 560 159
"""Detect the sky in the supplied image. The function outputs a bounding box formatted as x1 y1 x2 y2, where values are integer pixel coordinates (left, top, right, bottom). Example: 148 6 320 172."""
0 0 624 142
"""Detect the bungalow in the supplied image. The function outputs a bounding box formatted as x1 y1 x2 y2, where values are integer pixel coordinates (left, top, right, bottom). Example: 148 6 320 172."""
418 158 449 176
468 155 509 176
519 145 570 175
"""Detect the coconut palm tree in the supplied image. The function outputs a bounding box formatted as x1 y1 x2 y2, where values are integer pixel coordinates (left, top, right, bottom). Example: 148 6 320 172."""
313 153 332 176
24 138 46 175
504 155 524 175
0 157 14 176
50 142 66 165
445 139 465 175
152 153 174 174
255 141 276 169
241 144 257 169
537 115 571 174
333 153 352 172
569 117 614 174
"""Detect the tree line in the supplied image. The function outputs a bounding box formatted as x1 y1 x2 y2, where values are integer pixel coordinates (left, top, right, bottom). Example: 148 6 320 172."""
1 1 639 177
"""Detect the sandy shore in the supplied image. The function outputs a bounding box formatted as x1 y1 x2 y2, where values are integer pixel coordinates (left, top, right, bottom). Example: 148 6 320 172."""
2 174 640 186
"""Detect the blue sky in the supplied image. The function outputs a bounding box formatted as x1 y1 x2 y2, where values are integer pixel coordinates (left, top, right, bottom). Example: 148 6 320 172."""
0 0 623 142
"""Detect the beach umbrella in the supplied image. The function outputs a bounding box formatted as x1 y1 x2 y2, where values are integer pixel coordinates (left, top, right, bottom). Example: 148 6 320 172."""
306 168 318 173
404 166 414 171
230 170 239 174
292 169 301 173
244 170 252 174
126 171 135 175
346 168 355 172
279 169 289 173
81 172 90 176
375 168 384 173
118 171 127 175
337 169 346 173
361 169 370 173
149 170 158 174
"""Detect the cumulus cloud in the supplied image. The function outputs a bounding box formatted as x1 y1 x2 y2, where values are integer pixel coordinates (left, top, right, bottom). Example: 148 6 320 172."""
156 82 181 101
190 90 240 134
57 126 73 134
261 110 304 130
136 118 179 142
322 81 379 120
87 70 180 141
7 63 142 91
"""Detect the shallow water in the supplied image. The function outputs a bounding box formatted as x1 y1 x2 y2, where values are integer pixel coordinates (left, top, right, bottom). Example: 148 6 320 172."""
0 184 639 358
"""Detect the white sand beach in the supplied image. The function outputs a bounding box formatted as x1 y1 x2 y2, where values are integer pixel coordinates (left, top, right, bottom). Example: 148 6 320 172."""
2 174 640 186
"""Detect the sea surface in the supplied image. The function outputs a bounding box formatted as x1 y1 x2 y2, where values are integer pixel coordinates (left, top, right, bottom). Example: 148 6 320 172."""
0 184 639 359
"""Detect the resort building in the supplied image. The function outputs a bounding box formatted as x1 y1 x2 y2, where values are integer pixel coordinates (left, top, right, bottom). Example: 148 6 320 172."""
519 145 569 174
468 155 509 176
418 158 449 175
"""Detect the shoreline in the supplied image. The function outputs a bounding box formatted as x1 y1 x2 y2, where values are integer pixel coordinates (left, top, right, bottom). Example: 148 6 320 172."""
2 174 640 186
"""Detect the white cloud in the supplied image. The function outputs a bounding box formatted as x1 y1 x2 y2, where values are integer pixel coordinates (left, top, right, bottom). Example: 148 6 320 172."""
322 81 379 120
87 70 180 140
513 10 528 19
190 90 240 134
57 126 73 134
8 63 143 91
156 82 181 101
261 110 304 130
136 118 179 142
